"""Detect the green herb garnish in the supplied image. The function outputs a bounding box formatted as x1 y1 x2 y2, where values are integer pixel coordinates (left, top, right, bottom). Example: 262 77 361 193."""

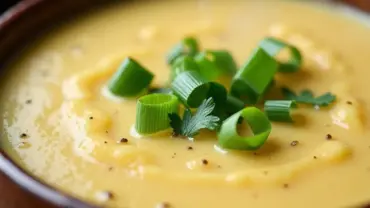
135 94 179 134
167 37 199 65
108 58 154 97
217 107 271 150
264 100 297 122
259 37 302 73
168 97 220 138
282 88 336 106
230 48 278 104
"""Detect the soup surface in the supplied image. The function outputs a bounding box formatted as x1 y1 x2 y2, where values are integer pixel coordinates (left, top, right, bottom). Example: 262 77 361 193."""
1 1 370 207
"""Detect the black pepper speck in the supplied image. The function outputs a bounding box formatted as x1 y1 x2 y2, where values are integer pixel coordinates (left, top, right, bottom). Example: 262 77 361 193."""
157 202 171 208
118 138 128 143
20 133 28 139
290 140 299 146
100 191 114 200
326 134 332 140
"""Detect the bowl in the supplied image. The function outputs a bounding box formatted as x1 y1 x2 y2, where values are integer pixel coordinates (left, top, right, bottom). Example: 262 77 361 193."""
0 0 369 207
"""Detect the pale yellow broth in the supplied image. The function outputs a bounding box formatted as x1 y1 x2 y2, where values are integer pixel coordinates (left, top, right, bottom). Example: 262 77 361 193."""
1 1 370 207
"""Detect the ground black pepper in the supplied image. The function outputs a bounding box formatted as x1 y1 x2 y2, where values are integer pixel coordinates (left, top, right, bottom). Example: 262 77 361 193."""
346 101 353 105
187 146 193 150
100 191 114 200
202 159 208 165
89 116 94 120
157 202 171 208
119 138 128 143
20 133 28 138
283 183 289 188
326 134 332 140
313 156 317 159
25 99 32 104
290 140 299 146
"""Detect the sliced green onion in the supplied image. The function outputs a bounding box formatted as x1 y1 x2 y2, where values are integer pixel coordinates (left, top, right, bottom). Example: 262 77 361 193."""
207 82 227 105
171 71 209 107
148 87 172 94
108 58 154 97
230 48 278 104
195 50 237 80
259 37 302 73
169 55 200 81
225 95 245 115
171 71 227 108
264 100 296 122
167 37 199 65
135 94 179 134
217 107 271 150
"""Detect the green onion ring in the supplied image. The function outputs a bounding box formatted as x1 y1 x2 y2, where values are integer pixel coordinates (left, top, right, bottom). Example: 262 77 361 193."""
259 37 302 73
230 48 278 104
171 71 227 108
135 93 179 134
167 37 199 65
195 50 237 80
264 100 297 122
217 107 272 150
108 57 154 97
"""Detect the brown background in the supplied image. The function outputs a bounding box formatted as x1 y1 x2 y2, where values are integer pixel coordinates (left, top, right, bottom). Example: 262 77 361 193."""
0 0 369 208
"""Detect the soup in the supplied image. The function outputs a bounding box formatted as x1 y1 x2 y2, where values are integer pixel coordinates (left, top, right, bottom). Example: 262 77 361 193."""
1 1 370 207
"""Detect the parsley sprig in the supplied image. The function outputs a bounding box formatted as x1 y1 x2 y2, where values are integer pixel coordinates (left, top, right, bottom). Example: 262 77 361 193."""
168 97 220 138
282 88 336 106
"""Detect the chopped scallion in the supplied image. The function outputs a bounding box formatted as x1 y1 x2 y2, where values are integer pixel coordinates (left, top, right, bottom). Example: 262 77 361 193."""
230 48 278 104
264 100 296 122
225 95 245 115
148 87 172 94
167 37 199 65
170 55 200 82
171 71 227 108
217 107 272 150
108 58 154 97
259 37 302 73
195 50 237 80
135 94 179 134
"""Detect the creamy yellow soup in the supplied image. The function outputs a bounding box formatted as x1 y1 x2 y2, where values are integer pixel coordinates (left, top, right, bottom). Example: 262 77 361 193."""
2 1 370 207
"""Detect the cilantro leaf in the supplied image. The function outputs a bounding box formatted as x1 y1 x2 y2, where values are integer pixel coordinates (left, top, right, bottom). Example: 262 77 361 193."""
168 98 220 138
281 88 336 106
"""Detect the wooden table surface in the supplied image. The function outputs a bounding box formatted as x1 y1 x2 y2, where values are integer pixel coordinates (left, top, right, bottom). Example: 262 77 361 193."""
0 172 52 208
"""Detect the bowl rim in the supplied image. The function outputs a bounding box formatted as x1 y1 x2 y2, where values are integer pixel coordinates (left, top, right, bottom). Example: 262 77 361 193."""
0 1 97 207
0 0 369 208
